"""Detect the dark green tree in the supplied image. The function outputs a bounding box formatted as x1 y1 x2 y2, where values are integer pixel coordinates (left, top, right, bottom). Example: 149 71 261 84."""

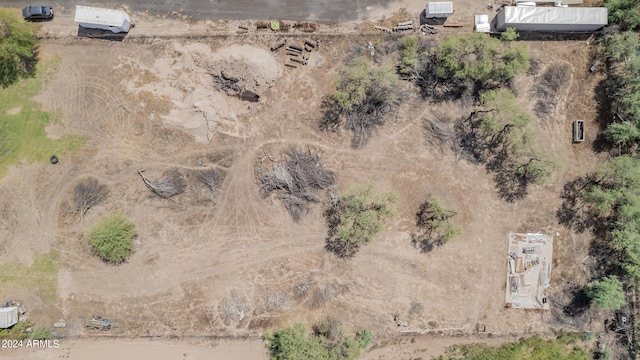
586 275 627 311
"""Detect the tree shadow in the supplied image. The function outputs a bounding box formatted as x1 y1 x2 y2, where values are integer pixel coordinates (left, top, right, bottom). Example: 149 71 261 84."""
410 233 435 253
592 78 617 154
556 176 594 233
319 95 342 132
487 156 528 202
324 237 360 258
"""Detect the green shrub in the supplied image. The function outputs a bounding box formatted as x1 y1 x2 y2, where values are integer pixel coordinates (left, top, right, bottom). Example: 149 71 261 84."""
500 28 519 41
88 213 136 264
333 185 396 243
265 322 364 360
399 36 420 77
30 327 51 340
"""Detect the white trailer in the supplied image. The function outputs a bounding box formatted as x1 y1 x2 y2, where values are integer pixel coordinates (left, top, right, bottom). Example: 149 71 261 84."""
425 2 454 18
75 6 133 33
0 307 18 329
496 6 607 32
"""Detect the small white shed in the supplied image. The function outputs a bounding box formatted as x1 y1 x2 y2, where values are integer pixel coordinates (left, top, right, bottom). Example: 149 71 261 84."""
75 6 133 33
0 307 18 329
425 2 454 18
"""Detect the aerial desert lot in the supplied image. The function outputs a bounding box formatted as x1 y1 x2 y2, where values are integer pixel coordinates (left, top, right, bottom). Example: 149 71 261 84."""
0 0 612 358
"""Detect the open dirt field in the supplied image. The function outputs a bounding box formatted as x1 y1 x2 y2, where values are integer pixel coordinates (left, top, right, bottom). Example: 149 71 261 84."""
0 2 610 358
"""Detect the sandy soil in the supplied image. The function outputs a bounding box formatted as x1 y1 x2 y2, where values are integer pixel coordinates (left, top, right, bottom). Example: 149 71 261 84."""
0 0 607 357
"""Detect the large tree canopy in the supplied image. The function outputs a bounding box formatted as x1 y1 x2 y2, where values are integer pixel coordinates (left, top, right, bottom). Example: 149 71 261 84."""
0 8 39 88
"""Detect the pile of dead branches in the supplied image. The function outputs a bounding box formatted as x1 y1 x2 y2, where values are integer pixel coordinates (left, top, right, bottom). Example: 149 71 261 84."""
211 69 244 96
73 177 109 218
138 169 186 198
260 149 334 221
196 168 223 193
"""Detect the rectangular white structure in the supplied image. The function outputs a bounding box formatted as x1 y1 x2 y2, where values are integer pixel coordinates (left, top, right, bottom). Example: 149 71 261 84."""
496 6 608 32
75 5 133 33
0 307 18 328
474 14 490 32
425 2 454 18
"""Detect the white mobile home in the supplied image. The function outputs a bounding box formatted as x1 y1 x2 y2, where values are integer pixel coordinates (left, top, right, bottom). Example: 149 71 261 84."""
0 307 18 329
496 6 607 32
75 6 133 33
425 2 454 18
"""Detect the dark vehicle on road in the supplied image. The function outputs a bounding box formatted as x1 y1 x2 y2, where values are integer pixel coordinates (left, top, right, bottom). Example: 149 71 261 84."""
22 6 54 21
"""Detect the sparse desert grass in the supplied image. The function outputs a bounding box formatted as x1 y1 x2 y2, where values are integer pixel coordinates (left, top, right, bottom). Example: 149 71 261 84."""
0 58 84 176
0 252 58 301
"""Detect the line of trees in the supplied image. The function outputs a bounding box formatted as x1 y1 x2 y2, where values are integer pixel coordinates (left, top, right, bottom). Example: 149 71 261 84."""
0 9 39 88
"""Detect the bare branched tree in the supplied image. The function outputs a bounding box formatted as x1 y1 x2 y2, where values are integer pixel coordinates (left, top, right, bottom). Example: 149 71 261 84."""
138 169 186 198
260 149 334 221
73 178 109 219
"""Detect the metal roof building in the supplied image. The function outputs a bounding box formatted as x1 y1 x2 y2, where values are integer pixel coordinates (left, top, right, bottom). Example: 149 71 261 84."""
496 6 608 32
0 307 18 329
75 5 133 33
425 2 454 18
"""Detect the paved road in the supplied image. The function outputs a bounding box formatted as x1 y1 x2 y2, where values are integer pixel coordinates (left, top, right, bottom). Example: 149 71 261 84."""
0 0 394 21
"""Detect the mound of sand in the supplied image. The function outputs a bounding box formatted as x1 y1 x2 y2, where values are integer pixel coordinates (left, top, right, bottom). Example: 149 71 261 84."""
119 42 282 143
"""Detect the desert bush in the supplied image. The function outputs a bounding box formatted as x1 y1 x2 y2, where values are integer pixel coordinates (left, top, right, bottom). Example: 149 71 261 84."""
260 149 334 221
87 213 136 264
327 56 401 148
325 185 396 257
606 0 640 30
500 27 519 41
73 177 109 217
411 196 461 252
439 334 589 360
582 156 640 283
265 322 368 360
462 89 559 195
424 32 529 94
30 327 51 340
399 36 420 78
604 31 640 62
0 9 39 87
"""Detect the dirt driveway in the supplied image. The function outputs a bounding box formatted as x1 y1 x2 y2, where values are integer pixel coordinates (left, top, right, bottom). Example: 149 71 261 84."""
0 1 607 354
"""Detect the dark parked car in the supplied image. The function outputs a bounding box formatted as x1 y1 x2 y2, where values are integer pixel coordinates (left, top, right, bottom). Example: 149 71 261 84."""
22 6 54 21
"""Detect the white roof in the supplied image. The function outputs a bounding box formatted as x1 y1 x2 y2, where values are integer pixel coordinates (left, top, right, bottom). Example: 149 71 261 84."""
75 5 130 27
501 6 607 26
427 2 453 14
0 307 18 328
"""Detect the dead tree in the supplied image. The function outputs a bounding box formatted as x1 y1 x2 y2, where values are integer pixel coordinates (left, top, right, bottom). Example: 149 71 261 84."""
197 168 223 193
138 169 186 198
260 149 334 221
73 178 109 220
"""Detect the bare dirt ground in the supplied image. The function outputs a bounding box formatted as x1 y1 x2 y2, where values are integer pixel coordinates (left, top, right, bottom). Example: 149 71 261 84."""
0 1 609 358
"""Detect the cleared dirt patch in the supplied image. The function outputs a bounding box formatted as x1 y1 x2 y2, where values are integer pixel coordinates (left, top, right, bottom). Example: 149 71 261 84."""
0 32 605 347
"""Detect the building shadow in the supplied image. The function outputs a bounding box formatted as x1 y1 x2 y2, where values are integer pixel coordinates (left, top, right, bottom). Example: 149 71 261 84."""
77 27 127 42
